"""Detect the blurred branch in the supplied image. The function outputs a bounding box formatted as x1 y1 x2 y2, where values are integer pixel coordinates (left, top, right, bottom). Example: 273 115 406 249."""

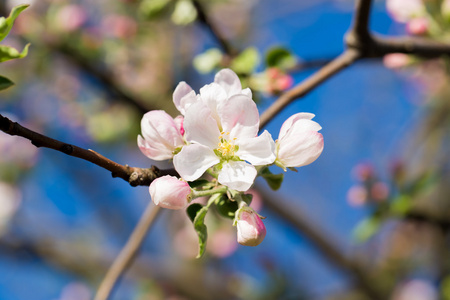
192 0 237 56
95 203 162 300
0 114 177 186
258 185 384 299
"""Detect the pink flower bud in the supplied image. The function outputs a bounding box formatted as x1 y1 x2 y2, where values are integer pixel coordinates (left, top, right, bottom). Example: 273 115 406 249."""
149 175 192 209
138 110 185 161
235 206 266 246
386 0 424 23
406 17 428 35
383 53 410 69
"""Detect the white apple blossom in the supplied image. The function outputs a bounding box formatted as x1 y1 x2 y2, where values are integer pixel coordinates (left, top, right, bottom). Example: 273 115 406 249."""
275 112 324 170
173 80 276 191
138 110 185 161
149 175 192 209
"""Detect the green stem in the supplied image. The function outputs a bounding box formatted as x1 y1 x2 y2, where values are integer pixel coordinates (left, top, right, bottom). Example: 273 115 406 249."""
191 186 228 199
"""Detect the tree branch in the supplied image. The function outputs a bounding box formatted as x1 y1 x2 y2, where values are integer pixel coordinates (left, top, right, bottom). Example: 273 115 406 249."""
0 114 176 186
94 203 162 300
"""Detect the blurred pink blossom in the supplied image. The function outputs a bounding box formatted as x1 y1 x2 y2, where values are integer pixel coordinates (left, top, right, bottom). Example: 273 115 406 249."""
207 225 238 257
56 282 91 300
386 0 424 23
55 5 87 32
102 15 138 40
406 17 429 35
352 162 374 181
370 182 389 201
392 279 438 300
383 53 411 69
0 182 21 235
266 68 293 94
347 185 368 207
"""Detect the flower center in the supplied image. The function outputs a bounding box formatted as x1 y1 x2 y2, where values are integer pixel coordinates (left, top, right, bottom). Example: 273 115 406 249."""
215 132 238 160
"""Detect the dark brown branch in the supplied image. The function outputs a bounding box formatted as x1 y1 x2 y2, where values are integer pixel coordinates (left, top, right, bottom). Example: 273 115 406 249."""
94 203 162 300
371 35 450 57
0 114 176 186
192 0 237 56
260 49 361 128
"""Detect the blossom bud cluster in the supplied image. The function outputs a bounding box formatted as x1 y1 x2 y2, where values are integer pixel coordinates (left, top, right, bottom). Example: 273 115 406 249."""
138 69 323 249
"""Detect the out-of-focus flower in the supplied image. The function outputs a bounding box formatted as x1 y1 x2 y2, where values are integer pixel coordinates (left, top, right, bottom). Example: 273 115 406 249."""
386 0 424 23
383 53 411 69
102 14 138 40
138 110 185 161
406 17 429 35
173 69 275 191
392 279 438 300
56 282 91 300
347 185 368 207
207 225 238 257
235 206 266 246
249 67 294 95
371 182 389 201
54 5 87 32
245 188 263 212
352 162 374 181
0 181 21 235
275 113 324 170
149 175 192 209
443 0 450 20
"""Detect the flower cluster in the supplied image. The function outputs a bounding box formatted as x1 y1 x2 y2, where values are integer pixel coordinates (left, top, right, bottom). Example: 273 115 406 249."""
138 69 323 255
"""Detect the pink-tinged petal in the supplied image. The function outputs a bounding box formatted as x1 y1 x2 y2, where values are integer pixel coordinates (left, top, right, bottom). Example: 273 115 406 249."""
218 161 257 191
173 82 197 115
277 131 324 168
149 175 192 209
214 68 242 97
173 144 220 181
235 206 266 246
219 94 259 140
386 0 424 23
199 82 227 122
139 111 184 160
138 135 173 161
184 101 221 148
174 115 185 136
278 113 316 140
236 130 276 165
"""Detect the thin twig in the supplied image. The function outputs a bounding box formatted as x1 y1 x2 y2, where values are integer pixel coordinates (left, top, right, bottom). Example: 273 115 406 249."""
94 203 162 300
0 114 177 186
259 49 361 128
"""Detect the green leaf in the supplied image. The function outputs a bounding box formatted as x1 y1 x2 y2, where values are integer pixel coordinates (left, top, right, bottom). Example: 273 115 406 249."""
188 179 210 189
215 194 238 219
353 217 381 242
186 203 203 222
193 206 208 258
389 195 412 216
265 47 297 70
139 0 171 19
0 43 30 63
260 167 284 190
0 4 29 43
193 48 223 74
0 75 14 91
171 0 197 26
230 47 260 74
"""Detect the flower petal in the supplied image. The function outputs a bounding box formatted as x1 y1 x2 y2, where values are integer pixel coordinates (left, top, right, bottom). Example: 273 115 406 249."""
184 101 221 148
219 94 259 140
173 81 197 115
149 175 191 210
173 144 220 181
199 82 227 122
278 113 317 140
236 130 276 165
277 131 324 168
218 161 257 191
241 87 252 98
138 135 173 161
214 68 242 97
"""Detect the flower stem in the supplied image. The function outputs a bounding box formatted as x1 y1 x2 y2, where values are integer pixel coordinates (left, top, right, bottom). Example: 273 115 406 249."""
191 186 228 199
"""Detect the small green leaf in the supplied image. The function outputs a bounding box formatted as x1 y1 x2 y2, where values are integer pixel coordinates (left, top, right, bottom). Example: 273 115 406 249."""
260 167 284 190
171 0 197 26
390 195 412 216
193 48 223 74
353 217 381 242
0 43 30 63
230 47 260 74
188 179 210 189
0 75 14 91
186 203 203 222
0 4 29 42
139 0 171 19
265 47 297 70
193 206 208 258
215 194 238 219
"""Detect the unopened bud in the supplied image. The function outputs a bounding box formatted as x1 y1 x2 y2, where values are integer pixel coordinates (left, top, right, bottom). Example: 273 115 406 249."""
149 175 192 209
234 206 266 246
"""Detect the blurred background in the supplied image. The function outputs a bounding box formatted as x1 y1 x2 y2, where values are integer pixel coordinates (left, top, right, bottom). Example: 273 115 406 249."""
0 0 449 299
